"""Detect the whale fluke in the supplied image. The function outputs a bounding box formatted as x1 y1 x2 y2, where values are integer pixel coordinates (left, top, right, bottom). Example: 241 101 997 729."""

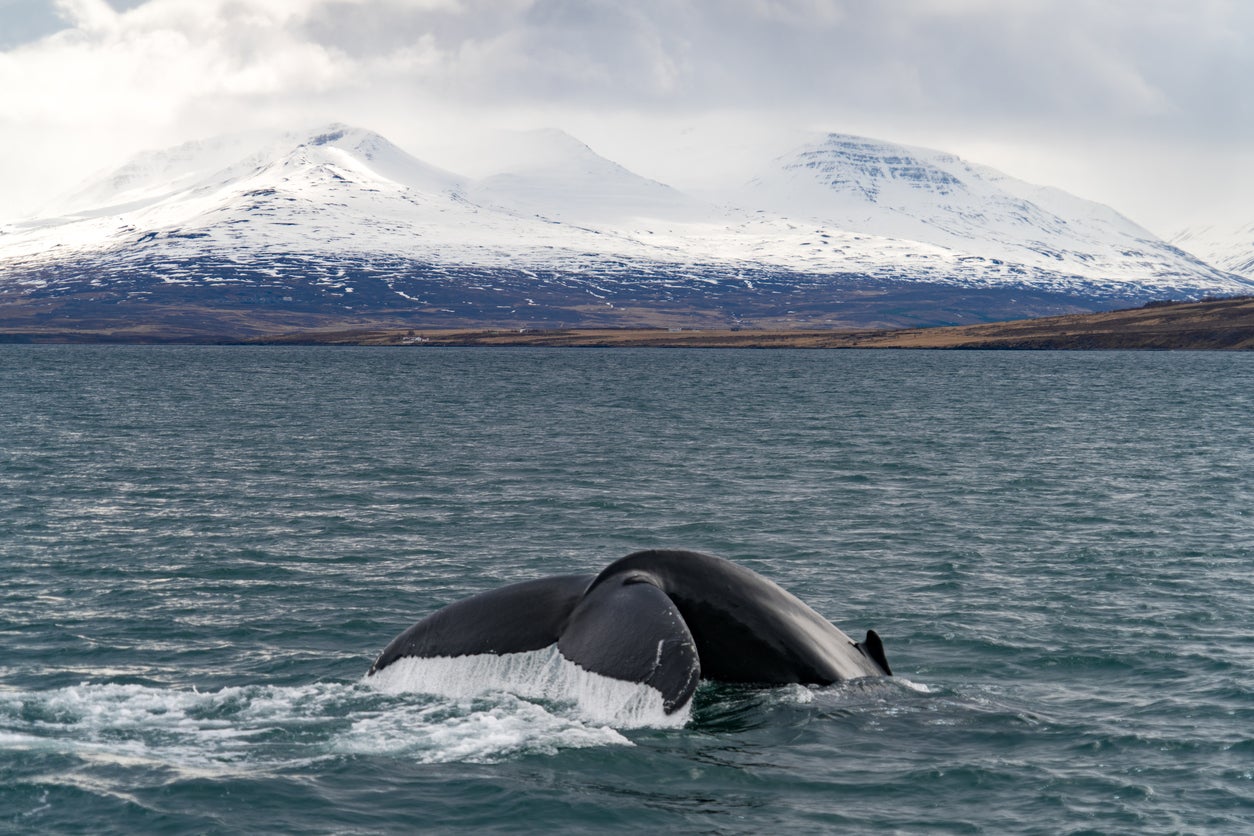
557 572 701 713
368 550 891 716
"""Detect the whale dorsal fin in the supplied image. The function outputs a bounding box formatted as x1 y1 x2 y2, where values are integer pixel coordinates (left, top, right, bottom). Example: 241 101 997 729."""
859 629 892 676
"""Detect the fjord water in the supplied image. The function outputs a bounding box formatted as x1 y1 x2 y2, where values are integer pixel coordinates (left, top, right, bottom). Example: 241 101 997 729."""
1 346 1251 834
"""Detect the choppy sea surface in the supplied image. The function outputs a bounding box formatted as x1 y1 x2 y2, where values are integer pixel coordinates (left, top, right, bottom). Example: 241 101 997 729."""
1 345 1252 834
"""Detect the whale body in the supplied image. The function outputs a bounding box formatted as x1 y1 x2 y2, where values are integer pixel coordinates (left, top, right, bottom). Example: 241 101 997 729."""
368 549 891 715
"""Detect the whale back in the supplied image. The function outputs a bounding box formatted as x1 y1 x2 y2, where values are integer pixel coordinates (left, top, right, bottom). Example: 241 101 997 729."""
588 550 889 684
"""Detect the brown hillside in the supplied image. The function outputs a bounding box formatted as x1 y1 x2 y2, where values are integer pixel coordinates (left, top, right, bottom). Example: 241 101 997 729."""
254 296 1254 350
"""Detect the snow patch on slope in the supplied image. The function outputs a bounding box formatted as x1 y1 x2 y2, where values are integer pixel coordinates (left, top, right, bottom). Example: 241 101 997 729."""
1172 222 1254 278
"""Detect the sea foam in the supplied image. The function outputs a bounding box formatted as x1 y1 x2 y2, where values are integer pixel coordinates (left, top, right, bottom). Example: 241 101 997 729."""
364 644 691 729
0 677 640 773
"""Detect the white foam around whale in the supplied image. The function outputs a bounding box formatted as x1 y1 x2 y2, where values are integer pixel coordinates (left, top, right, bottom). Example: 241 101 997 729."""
0 680 635 771
364 645 691 729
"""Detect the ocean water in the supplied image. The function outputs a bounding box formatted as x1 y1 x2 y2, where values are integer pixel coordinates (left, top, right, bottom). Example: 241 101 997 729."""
1 345 1252 834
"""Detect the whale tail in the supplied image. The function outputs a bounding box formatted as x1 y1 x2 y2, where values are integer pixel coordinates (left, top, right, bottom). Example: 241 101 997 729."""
369 550 893 718
366 571 702 713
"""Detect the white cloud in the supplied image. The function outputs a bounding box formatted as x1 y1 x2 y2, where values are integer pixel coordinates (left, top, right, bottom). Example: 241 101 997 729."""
0 0 1251 233
53 0 119 32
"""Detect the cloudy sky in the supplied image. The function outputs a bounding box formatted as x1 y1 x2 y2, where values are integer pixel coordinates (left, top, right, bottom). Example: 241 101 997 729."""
1 0 1251 234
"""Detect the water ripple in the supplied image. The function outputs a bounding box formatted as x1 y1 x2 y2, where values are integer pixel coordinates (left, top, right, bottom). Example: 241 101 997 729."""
2 346 1253 833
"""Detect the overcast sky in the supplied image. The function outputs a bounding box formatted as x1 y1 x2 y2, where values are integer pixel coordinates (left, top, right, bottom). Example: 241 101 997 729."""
1 0 1251 234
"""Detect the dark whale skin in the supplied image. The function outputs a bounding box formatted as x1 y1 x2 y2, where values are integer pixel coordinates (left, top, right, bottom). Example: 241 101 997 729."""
369 550 890 714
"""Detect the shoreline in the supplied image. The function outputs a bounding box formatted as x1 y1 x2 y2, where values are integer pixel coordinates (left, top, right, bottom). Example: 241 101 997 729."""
2 296 1251 350
250 296 1254 350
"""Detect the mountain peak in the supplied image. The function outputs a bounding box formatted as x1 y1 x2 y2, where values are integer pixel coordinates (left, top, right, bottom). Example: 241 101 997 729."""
294 123 397 159
49 124 462 221
466 128 704 223
280 123 463 194
304 124 357 147
4 122 1251 337
732 130 1211 282
779 133 967 203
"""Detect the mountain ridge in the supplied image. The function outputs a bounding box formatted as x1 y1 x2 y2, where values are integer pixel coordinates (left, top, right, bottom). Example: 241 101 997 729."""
2 123 1251 338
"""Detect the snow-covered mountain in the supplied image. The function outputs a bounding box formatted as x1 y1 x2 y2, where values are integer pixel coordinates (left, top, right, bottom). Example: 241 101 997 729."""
1 124 1250 335
736 134 1242 294
466 128 711 225
1171 223 1254 278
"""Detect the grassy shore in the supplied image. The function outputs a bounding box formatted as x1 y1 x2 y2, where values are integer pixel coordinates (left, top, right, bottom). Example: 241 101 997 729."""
3 296 1251 349
252 296 1254 350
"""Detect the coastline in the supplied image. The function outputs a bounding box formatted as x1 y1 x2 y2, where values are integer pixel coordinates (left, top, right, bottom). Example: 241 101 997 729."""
251 296 1254 350
2 295 1251 349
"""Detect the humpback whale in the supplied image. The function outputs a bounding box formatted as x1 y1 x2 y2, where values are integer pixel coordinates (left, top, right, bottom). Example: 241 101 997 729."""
368 549 891 716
